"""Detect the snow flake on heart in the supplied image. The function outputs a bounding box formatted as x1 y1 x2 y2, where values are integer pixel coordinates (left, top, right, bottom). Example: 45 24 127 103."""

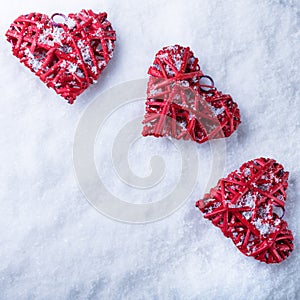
6 9 116 103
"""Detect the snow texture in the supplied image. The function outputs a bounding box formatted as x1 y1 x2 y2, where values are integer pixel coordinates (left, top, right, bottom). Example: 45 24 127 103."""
0 0 300 299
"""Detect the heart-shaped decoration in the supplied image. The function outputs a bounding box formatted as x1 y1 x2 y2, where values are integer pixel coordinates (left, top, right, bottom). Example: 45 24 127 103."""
6 9 116 104
196 157 294 264
142 45 241 143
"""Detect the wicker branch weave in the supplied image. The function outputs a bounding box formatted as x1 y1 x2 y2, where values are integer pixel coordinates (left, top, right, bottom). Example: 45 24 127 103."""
6 9 116 103
196 157 294 264
142 45 241 143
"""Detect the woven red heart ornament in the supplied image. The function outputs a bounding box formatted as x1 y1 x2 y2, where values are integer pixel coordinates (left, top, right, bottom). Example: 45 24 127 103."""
196 158 294 264
142 45 241 143
6 9 116 104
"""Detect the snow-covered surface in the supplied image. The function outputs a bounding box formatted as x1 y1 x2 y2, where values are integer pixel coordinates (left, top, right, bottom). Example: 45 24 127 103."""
1 0 300 299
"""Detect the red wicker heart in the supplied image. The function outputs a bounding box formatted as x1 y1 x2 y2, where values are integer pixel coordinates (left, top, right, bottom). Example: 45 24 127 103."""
142 45 241 143
6 9 116 104
196 157 294 264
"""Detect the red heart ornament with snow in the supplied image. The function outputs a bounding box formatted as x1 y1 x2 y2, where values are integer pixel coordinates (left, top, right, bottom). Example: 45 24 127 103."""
142 45 241 143
6 9 116 104
196 157 294 264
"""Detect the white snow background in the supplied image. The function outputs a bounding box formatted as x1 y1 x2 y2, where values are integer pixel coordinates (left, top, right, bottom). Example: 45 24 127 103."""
0 0 300 299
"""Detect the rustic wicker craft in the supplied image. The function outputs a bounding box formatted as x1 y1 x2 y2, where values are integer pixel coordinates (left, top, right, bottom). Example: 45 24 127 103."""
6 9 116 103
142 45 241 143
196 157 294 263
